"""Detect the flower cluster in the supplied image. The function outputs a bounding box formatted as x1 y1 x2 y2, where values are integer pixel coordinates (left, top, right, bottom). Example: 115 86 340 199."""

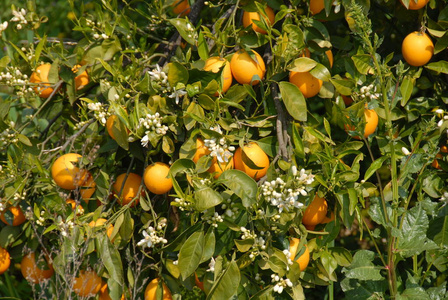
260 166 315 213
271 274 293 294
356 83 381 101
0 21 8 36
173 196 193 211
434 108 448 128
10 8 28 30
138 112 169 147
0 67 32 96
240 227 257 240
87 102 110 125
56 216 74 237
137 219 168 249
0 121 18 150
148 65 187 104
203 126 235 163
440 192 448 205
202 211 224 228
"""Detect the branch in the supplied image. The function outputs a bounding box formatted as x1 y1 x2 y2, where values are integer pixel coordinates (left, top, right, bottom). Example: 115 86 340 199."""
271 82 290 161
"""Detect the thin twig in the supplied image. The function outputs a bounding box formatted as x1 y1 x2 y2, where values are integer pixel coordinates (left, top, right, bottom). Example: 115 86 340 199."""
271 82 289 161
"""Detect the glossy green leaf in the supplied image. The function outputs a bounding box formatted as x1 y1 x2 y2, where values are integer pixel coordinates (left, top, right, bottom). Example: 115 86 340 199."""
278 81 307 122
220 170 258 208
194 186 223 211
178 231 204 280
207 261 240 300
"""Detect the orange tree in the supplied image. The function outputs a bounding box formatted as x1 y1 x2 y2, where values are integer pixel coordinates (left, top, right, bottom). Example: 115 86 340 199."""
0 0 448 299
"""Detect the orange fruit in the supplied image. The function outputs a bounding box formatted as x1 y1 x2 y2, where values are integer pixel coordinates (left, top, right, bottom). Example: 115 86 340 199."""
302 195 328 226
172 0 190 16
72 64 89 90
321 211 335 224
242 6 275 34
195 273 205 291
73 269 102 297
233 142 269 181
99 281 125 300
203 57 233 95
400 0 429 10
431 146 448 169
230 49 266 85
66 199 84 215
402 31 434 67
1 206 26 226
89 218 114 239
289 238 310 272
342 95 353 106
309 0 325 15
113 173 144 206
208 157 234 179
29 63 57 98
193 138 211 163
21 252 54 284
144 278 173 300
51 153 89 190
289 71 323 98
78 174 96 201
302 48 333 68
345 108 379 139
0 247 11 275
143 162 173 194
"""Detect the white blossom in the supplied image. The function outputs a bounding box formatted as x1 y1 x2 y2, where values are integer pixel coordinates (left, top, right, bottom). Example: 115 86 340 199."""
401 147 410 156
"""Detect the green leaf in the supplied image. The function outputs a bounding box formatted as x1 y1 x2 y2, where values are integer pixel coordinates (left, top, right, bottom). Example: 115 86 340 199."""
168 62 189 86
434 32 448 55
0 56 10 68
427 216 448 247
207 261 240 300
178 231 204 280
0 226 22 248
17 134 32 147
292 123 305 158
400 76 414 106
364 156 388 182
234 238 254 252
98 235 124 287
330 78 355 96
168 18 197 45
219 170 258 208
289 57 317 72
169 158 195 177
201 229 216 263
194 187 223 211
342 250 383 281
278 81 307 122
328 247 353 267
352 54 374 75
341 278 388 299
425 61 448 74
197 31 209 61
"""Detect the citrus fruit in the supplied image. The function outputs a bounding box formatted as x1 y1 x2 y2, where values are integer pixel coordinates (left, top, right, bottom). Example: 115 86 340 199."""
289 71 323 98
203 57 233 95
195 273 205 292
89 218 114 239
242 6 275 34
66 199 84 215
29 63 57 98
193 138 211 163
0 247 11 275
72 64 89 90
144 278 173 300
1 206 26 226
230 49 266 85
342 95 353 106
321 211 335 224
400 0 429 10
402 31 434 67
309 0 325 15
302 48 333 68
78 174 96 201
99 281 125 300
73 269 102 297
143 162 173 194
21 252 54 284
172 0 190 16
51 153 89 190
113 173 144 206
233 142 269 181
432 146 448 169
208 157 234 179
345 108 379 139
289 238 310 272
302 195 328 226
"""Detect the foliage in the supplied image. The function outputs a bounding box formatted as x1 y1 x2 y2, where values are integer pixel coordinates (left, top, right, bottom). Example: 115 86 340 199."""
0 0 448 299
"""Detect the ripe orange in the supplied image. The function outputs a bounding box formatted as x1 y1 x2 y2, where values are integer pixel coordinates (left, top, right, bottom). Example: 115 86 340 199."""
195 273 205 291
72 64 89 90
431 146 448 169
89 218 114 240
99 281 125 300
289 238 310 272
302 48 333 68
233 142 269 181
230 49 266 85
203 57 233 95
400 0 429 10
193 138 211 163
51 153 89 190
172 0 190 16
242 6 275 34
29 63 56 98
143 162 173 194
289 71 323 98
309 0 325 15
106 115 118 140
78 174 96 201
0 247 11 275
345 108 379 139
208 157 234 179
302 195 328 226
321 211 335 224
402 31 434 67
73 270 102 297
66 199 84 215
21 252 54 284
113 173 144 206
144 278 173 300
1 206 26 226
